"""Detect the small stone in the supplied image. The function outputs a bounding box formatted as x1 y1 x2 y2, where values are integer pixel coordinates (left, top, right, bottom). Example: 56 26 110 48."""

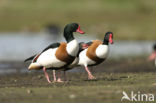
69 94 76 99
152 83 156 86
27 89 32 94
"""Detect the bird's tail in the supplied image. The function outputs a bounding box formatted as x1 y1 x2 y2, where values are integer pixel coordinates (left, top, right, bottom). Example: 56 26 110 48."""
28 63 42 70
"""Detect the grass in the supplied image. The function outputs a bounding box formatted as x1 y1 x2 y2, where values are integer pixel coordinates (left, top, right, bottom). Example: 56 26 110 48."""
0 0 156 40
0 72 156 103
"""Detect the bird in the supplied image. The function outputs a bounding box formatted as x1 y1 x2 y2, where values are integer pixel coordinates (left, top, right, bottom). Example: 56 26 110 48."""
77 32 114 79
24 23 85 83
52 32 114 81
148 44 156 66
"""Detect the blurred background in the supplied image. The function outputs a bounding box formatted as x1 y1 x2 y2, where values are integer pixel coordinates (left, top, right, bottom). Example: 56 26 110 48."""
0 0 156 74
0 1 156 103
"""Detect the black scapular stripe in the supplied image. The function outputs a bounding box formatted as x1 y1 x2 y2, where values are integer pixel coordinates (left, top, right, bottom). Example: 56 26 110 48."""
41 43 60 53
24 54 36 62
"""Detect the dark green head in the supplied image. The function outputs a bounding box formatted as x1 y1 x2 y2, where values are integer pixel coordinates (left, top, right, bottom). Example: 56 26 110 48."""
103 32 114 45
64 23 85 43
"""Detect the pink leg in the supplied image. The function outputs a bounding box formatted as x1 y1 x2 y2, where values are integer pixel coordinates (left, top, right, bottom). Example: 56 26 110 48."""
53 70 57 82
43 67 51 83
84 66 96 80
57 71 64 83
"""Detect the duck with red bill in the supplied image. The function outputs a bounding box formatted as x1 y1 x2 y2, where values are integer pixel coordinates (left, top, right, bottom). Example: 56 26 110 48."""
76 25 85 34
78 32 114 80
25 23 86 83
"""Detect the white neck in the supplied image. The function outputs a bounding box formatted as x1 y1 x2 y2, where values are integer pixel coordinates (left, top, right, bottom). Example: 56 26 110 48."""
66 39 79 56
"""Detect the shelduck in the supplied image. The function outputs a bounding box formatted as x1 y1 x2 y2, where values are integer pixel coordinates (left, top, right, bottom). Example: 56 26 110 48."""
25 23 85 83
148 44 156 66
78 32 114 79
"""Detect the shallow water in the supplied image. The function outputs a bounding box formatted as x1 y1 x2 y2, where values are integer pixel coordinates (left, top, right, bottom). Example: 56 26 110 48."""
0 32 154 61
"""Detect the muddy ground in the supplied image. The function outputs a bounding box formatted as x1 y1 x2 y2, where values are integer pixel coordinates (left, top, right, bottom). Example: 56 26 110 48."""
0 57 156 103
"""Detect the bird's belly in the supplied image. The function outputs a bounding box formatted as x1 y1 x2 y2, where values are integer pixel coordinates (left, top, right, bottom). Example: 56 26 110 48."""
37 49 66 68
78 49 96 66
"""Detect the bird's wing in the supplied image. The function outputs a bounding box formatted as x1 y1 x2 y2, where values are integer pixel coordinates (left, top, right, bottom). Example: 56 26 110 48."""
41 42 60 53
24 43 60 62
24 54 37 62
86 41 93 46
77 41 93 57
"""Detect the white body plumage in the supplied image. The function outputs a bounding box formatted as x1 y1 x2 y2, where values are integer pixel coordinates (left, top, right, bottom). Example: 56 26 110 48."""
78 44 109 66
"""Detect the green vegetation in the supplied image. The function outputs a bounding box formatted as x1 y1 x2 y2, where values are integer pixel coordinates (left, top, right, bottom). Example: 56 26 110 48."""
0 0 156 40
0 72 156 103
